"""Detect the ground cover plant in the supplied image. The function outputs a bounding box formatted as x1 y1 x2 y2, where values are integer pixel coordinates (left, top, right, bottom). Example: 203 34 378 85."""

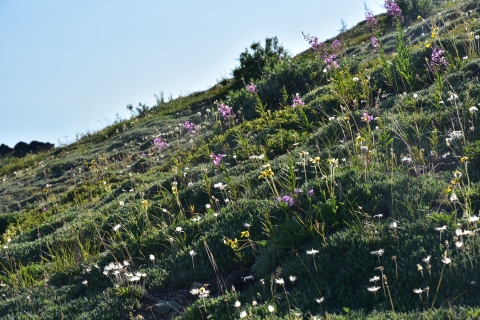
2 0 480 318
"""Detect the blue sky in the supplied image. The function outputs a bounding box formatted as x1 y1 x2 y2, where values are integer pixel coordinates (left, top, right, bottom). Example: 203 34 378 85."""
0 0 385 148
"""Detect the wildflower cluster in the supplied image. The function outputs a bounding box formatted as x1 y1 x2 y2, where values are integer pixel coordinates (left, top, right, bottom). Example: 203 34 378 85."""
430 47 448 73
279 195 294 206
182 120 199 134
258 164 274 179
361 112 374 122
153 137 169 150
246 83 257 93
306 35 342 69
103 261 146 284
292 93 305 108
218 103 234 121
365 11 378 31
384 0 404 24
223 237 238 249
210 153 226 166
190 286 210 299
370 36 379 53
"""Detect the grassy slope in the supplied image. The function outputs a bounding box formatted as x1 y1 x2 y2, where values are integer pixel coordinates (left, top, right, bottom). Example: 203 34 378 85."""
2 0 480 319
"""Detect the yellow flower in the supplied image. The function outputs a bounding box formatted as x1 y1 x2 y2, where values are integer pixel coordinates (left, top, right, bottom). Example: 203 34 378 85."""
460 156 468 163
446 185 452 193
417 15 422 20
431 32 436 39
258 168 274 179
241 230 250 238
309 157 321 164
141 200 148 210
223 237 238 249
426 43 432 48
356 135 365 142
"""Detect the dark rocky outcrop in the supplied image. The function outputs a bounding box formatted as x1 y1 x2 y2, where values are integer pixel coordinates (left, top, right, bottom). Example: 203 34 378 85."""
0 141 54 157
0 144 13 156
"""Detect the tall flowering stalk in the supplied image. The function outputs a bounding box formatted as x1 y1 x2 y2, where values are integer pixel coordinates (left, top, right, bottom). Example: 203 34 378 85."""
258 164 280 199
246 83 267 117
385 0 404 24
307 35 342 70
365 10 394 88
386 0 414 90
429 46 448 109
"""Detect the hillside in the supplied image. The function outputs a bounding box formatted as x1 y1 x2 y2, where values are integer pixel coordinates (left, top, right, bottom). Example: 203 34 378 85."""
2 0 480 318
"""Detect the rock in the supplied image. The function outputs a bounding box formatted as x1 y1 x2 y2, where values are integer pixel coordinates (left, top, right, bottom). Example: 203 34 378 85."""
228 270 240 282
0 144 13 156
164 311 180 319
0 141 54 158
144 293 156 302
165 300 185 312
152 301 171 315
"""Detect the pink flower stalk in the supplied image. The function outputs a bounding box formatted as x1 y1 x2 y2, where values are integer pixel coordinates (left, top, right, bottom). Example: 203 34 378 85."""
306 35 342 69
292 93 305 108
309 36 325 54
361 112 374 122
365 11 378 31
384 0 403 24
154 137 169 150
246 83 257 93
430 46 448 72
210 153 226 166
370 36 379 52
331 40 342 52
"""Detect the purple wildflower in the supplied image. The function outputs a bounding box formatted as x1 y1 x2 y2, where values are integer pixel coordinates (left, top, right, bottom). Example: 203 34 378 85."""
332 40 342 52
361 112 374 122
309 36 325 54
154 137 169 150
370 36 379 52
280 195 294 206
218 103 234 120
330 60 339 69
210 153 226 166
430 46 448 72
292 93 305 108
294 188 302 194
384 0 404 24
141 153 146 157
182 121 199 134
246 83 257 93
306 35 341 69
43 207 47 212
307 189 314 196
365 11 378 31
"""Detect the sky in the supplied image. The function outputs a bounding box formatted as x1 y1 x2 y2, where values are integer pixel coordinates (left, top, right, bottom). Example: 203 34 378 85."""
0 0 385 148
